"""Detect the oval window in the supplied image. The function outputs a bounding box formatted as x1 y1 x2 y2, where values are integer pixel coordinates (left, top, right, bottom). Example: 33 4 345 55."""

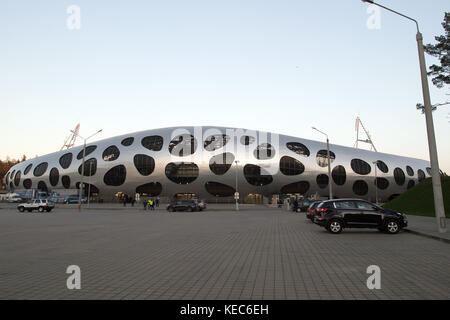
104 165 127 186
332 165 346 186
102 146 120 162
24 164 33 175
142 135 163 151
34 163 48 177
77 145 97 160
204 134 230 151
286 142 310 157
134 154 155 176
279 156 305 176
254 143 275 160
280 181 310 194
168 135 197 157
136 182 162 196
316 150 335 167
165 162 199 184
78 158 97 176
394 168 406 186
316 174 329 189
59 153 73 169
205 181 235 197
243 164 273 186
351 159 371 175
353 180 368 196
209 153 234 175
49 168 59 187
121 137 134 146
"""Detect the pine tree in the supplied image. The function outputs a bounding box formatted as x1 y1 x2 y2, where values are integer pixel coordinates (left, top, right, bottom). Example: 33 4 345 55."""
424 13 450 89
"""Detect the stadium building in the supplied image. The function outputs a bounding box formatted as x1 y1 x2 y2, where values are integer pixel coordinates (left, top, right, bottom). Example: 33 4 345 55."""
4 126 432 204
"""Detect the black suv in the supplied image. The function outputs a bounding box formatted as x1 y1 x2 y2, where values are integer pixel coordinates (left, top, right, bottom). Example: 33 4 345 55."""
313 199 407 234
167 200 201 212
305 201 322 221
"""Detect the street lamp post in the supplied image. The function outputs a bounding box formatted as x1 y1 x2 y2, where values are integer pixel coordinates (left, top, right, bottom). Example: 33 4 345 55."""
312 127 333 199
362 0 446 233
71 129 103 212
373 161 379 205
234 160 239 211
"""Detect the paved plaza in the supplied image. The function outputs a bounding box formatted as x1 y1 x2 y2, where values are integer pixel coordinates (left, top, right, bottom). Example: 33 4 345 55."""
0 203 449 300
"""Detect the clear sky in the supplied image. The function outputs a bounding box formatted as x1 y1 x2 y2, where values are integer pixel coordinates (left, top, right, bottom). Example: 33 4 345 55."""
1 0 449 172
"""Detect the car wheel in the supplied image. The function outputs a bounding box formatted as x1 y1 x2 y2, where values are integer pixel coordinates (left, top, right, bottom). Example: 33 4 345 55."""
18 206 25 212
327 219 343 234
168 207 174 212
38 207 44 213
384 219 400 234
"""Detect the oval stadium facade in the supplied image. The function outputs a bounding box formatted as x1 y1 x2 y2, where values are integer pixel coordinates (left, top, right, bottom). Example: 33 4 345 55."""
4 126 431 203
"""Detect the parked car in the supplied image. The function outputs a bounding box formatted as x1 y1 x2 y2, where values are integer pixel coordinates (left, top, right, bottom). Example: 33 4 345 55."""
17 199 55 213
64 196 86 204
313 199 407 234
305 201 322 221
167 200 201 212
8 195 23 203
195 199 207 211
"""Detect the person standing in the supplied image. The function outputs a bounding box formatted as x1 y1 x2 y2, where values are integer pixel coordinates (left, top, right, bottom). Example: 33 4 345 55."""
143 198 147 210
155 197 160 208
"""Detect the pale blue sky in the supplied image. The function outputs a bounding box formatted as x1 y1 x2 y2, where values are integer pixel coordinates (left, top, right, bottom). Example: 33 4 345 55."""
1 1 449 172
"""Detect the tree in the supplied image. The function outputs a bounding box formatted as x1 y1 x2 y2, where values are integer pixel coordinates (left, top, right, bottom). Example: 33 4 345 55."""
424 12 450 89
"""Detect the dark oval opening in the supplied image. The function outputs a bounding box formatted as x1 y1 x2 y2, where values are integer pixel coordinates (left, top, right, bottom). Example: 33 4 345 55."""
243 164 273 186
102 145 120 162
165 162 199 184
78 158 97 177
59 153 73 169
49 168 59 187
351 159 371 175
205 181 235 197
204 134 230 151
134 154 155 176
316 150 335 167
316 174 329 189
394 167 406 186
332 165 346 186
77 145 97 160
121 137 134 146
33 163 48 177
209 153 234 175
286 142 310 157
280 181 310 194
104 165 127 186
136 182 162 196
279 156 305 176
142 135 164 151
168 134 197 156
353 180 368 196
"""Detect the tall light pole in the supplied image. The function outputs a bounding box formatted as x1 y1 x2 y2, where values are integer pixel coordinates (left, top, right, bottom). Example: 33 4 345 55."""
234 160 240 211
362 0 446 233
71 129 102 212
312 127 333 199
373 160 379 205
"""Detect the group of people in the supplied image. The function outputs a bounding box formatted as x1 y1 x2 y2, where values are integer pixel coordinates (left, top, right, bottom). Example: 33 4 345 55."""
143 197 160 211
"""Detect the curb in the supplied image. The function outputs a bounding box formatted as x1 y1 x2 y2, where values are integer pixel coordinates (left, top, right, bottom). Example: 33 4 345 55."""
404 228 450 244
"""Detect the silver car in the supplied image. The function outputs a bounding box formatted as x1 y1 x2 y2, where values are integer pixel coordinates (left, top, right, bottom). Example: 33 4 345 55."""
17 199 55 213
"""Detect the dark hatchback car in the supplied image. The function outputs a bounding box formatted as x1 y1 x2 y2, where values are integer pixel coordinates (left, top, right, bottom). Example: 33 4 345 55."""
167 200 202 212
313 199 407 234
305 201 322 221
